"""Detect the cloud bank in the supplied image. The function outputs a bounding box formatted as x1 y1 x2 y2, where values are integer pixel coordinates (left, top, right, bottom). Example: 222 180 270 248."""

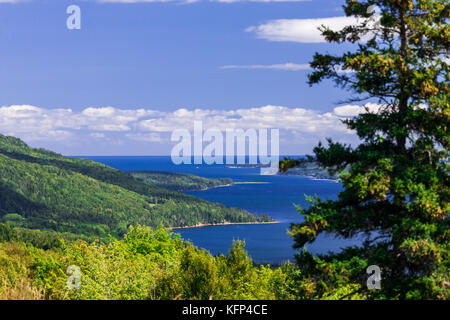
0 103 380 154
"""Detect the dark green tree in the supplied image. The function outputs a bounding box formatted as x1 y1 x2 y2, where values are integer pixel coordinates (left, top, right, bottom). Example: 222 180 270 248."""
282 0 449 299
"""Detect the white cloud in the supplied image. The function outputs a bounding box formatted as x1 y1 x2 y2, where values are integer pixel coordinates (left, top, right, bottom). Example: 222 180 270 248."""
90 132 106 138
0 105 42 118
137 105 353 135
0 105 157 141
220 63 311 71
126 132 164 142
246 16 360 43
81 107 117 117
333 103 383 116
0 103 381 153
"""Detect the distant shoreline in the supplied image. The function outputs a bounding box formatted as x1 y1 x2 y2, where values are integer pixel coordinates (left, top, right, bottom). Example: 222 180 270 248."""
233 182 270 185
195 183 233 191
196 181 269 191
170 220 279 231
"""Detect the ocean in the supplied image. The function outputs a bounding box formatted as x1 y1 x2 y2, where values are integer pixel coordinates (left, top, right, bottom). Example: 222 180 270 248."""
82 156 363 264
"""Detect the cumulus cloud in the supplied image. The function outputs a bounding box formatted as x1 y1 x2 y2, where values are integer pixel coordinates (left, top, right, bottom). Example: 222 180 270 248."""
0 105 157 141
333 103 383 116
125 132 164 142
0 103 381 153
246 17 361 43
137 105 356 135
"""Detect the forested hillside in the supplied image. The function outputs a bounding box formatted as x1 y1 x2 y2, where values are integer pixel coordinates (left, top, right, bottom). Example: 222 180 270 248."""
0 135 272 238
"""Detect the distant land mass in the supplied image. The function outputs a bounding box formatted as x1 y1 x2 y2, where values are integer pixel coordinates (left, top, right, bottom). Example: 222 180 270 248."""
0 134 273 239
225 162 339 181
277 162 340 181
130 171 233 192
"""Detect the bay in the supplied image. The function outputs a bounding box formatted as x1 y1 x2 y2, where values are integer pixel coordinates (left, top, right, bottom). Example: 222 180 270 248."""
83 156 363 263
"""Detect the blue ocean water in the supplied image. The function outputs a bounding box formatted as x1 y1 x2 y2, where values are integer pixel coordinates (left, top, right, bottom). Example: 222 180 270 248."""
83 156 363 263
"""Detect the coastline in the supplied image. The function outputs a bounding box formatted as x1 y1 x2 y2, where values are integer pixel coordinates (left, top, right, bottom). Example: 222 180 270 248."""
279 173 339 183
305 176 340 183
196 181 269 191
196 183 233 191
170 220 279 231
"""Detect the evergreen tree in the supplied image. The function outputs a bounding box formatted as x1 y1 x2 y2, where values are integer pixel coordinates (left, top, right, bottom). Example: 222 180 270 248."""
282 0 449 299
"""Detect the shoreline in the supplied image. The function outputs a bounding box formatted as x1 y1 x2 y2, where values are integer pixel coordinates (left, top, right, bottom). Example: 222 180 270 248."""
196 183 233 191
279 173 339 183
195 181 269 191
233 181 270 184
170 220 279 231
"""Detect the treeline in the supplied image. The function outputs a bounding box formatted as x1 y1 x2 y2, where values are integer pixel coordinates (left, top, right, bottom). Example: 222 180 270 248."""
0 223 91 250
0 135 272 238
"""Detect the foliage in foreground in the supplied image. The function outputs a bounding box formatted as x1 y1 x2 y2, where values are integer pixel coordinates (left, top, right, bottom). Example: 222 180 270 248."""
0 224 370 300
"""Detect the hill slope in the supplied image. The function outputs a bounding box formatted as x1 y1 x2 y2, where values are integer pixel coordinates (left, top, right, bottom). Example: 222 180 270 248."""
0 135 272 237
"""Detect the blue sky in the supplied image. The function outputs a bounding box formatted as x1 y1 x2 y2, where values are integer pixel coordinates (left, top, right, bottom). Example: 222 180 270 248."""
0 0 371 156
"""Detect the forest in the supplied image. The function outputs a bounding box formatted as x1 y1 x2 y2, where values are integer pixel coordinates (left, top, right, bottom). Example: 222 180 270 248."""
0 134 272 239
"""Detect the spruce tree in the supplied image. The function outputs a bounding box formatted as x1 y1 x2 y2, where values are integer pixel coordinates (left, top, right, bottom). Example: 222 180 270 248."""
282 0 449 299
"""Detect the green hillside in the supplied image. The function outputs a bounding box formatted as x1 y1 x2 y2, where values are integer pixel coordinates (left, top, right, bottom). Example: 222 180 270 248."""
0 135 272 238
